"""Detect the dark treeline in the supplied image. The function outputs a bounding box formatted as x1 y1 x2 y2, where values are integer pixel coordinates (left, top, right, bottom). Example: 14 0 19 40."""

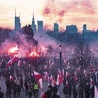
0 26 98 68
0 26 98 45
46 29 98 44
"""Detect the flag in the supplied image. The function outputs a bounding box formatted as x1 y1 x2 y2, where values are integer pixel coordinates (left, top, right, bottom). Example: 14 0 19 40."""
43 71 49 81
90 78 94 88
33 71 43 89
48 75 52 86
66 71 69 78
7 56 18 66
83 69 87 78
33 71 43 80
41 91 46 98
48 75 56 86
94 85 98 98
90 65 94 72
66 80 69 87
56 69 63 85
66 64 70 70
74 72 78 81
56 74 63 85
62 69 64 76
17 60 21 66
38 78 43 89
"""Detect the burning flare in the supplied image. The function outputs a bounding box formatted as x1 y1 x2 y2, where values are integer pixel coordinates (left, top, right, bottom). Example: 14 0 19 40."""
29 51 39 57
8 46 19 54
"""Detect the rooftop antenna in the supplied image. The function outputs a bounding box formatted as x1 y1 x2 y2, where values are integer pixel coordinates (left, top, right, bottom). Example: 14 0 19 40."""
15 7 16 17
32 11 34 20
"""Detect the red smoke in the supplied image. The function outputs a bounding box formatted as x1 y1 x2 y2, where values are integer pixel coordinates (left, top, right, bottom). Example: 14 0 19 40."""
42 0 95 25
44 24 52 30
44 8 51 15
58 10 65 17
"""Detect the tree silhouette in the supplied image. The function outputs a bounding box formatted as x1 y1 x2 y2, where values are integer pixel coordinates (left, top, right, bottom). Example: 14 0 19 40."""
73 39 92 68
46 45 54 55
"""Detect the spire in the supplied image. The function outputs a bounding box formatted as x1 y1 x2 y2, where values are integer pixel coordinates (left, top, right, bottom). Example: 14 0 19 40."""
15 7 16 17
32 12 34 21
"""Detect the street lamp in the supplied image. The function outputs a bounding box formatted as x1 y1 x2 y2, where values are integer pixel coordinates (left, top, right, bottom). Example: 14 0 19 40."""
59 44 62 71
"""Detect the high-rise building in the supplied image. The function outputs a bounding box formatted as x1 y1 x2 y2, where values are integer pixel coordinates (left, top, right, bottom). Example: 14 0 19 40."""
83 24 87 31
37 20 43 32
31 12 36 34
14 8 21 30
54 23 59 37
54 23 59 33
66 25 78 34
82 24 87 33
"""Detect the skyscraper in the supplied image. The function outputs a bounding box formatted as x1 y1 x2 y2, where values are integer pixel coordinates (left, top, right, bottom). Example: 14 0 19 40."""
66 25 78 34
37 20 43 32
14 8 21 30
54 23 59 33
31 12 36 34
83 24 87 31
54 23 59 37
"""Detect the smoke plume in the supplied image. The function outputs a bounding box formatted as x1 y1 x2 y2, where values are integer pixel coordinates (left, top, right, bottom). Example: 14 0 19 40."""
42 0 95 24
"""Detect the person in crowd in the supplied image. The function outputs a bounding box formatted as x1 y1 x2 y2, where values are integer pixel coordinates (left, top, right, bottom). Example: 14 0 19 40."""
63 83 71 98
28 81 33 98
52 92 60 98
20 78 24 92
24 80 28 95
52 84 58 95
45 86 52 98
90 85 94 98
28 86 32 98
16 84 21 97
13 83 17 97
6 79 12 98
0 87 4 98
78 83 84 98
73 85 78 98
33 81 39 98
42 92 48 98
84 82 91 98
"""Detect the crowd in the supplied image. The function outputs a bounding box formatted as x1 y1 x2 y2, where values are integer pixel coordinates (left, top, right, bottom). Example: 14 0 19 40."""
0 56 97 98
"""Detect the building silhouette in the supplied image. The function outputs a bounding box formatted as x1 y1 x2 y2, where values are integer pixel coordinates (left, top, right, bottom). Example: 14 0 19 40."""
14 8 21 30
31 12 36 34
54 23 59 37
82 24 87 33
37 20 43 32
66 25 78 34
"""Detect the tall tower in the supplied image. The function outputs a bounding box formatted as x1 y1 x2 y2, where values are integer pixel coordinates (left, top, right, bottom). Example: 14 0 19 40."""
54 23 59 37
14 8 21 30
31 12 36 34
37 20 43 32
32 12 35 25
82 24 87 33
83 24 87 31
54 23 59 32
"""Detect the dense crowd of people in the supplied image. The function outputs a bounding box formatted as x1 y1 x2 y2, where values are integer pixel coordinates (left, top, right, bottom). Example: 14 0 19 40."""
0 55 97 98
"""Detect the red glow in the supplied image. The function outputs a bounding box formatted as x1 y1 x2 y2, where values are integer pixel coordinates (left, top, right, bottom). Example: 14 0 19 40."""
44 8 50 15
8 46 19 54
29 51 39 57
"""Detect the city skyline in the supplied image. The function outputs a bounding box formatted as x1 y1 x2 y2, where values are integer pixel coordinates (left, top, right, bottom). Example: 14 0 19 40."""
0 0 98 31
